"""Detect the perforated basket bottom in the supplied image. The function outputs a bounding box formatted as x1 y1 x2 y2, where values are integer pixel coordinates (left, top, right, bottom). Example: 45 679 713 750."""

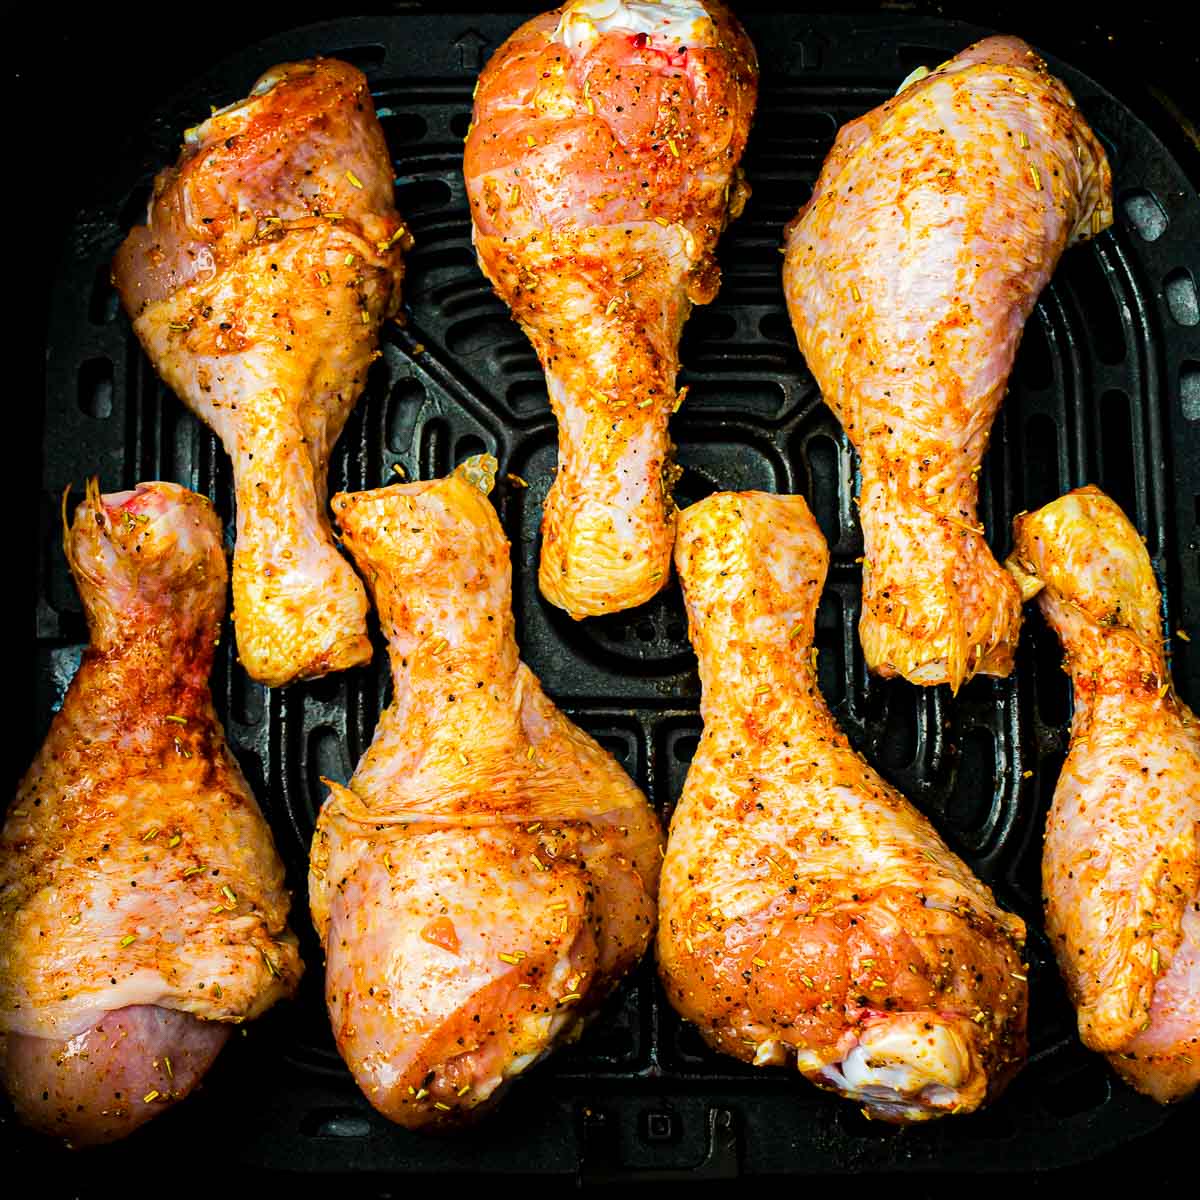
18 7 1200 1179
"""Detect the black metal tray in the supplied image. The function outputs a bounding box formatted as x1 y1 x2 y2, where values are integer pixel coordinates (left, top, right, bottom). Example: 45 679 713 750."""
11 5 1200 1183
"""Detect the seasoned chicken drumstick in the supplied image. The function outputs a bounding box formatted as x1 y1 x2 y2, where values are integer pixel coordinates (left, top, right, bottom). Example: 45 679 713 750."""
0 483 301 1146
659 491 1028 1121
1008 487 1199 1104
783 36 1112 689
465 0 757 617
113 59 409 686
309 457 663 1129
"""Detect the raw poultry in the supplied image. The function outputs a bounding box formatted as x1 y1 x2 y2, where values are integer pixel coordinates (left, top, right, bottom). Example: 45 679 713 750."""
113 59 409 686
0 482 301 1145
1008 487 1199 1103
465 0 757 617
783 35 1112 689
659 490 1028 1121
309 457 663 1128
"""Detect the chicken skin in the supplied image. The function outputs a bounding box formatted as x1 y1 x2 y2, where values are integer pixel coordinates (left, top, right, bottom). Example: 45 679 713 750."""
783 36 1112 690
1008 487 1199 1104
658 491 1028 1121
0 482 301 1146
465 0 757 617
113 59 409 687
308 457 663 1129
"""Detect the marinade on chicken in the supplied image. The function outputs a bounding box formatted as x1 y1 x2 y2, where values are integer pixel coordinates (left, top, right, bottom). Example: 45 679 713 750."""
309 457 663 1128
113 59 409 686
659 490 1028 1121
783 36 1112 689
465 0 757 617
1009 487 1199 1103
0 483 301 1146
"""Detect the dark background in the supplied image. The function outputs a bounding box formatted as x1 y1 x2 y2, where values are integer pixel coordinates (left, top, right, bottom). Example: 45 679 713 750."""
10 2 1198 1192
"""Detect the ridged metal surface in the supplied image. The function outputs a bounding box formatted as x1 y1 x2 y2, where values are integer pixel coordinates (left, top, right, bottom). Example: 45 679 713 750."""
20 9 1200 1177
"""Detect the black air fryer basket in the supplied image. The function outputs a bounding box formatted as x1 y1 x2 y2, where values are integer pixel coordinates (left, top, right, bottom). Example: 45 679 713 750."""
12 2 1200 1186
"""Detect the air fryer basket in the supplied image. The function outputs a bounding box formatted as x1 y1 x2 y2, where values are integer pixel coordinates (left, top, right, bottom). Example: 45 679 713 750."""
14 7 1200 1181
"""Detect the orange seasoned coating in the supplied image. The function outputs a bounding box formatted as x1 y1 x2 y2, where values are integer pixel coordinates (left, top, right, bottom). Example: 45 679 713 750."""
783 36 1112 689
659 491 1027 1122
113 59 409 686
465 0 757 617
1009 487 1199 1103
309 458 663 1129
0 482 300 1144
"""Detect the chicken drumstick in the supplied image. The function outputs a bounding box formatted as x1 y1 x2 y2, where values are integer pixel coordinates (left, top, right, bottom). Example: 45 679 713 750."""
783 36 1112 689
1008 487 1199 1104
113 59 409 686
309 457 663 1129
0 482 301 1146
465 0 757 617
659 490 1028 1121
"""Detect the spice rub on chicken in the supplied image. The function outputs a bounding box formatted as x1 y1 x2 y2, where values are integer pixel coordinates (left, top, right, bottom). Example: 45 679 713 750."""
309 457 663 1129
113 59 410 687
658 490 1028 1122
0 483 301 1146
1009 487 1200 1104
783 36 1112 689
465 0 757 618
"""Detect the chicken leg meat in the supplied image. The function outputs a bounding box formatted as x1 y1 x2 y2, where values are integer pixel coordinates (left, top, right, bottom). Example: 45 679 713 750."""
0 482 302 1146
465 0 757 617
113 58 409 686
659 490 1028 1121
783 36 1112 689
309 456 663 1128
1008 486 1199 1104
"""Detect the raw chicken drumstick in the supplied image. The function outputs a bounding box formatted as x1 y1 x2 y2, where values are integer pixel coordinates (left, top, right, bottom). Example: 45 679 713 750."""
0 482 302 1146
1008 487 1199 1103
309 457 663 1129
783 36 1112 690
113 59 409 686
658 491 1028 1121
465 0 757 617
